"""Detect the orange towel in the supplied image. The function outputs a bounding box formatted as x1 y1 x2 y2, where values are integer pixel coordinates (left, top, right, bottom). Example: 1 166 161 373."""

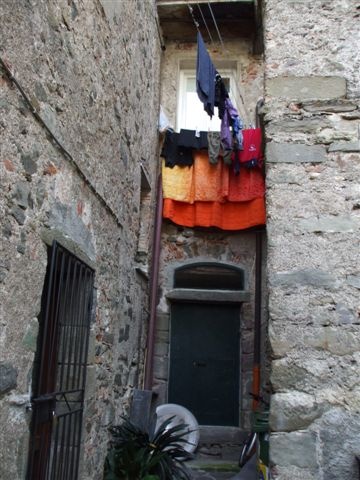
227 168 265 202
162 159 194 203
193 151 229 202
163 197 266 231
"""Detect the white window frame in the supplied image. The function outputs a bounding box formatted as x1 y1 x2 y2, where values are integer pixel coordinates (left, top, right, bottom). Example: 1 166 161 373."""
176 68 238 133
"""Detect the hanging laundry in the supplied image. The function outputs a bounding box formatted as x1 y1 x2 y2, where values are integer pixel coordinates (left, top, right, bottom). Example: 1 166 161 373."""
232 128 263 175
221 98 243 152
192 151 228 202
161 130 193 168
237 128 263 165
207 131 232 165
227 168 265 202
178 129 208 150
214 73 229 120
163 197 266 231
196 31 216 118
162 159 194 203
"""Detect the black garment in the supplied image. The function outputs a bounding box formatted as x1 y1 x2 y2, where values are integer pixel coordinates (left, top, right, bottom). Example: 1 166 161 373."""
161 130 193 167
178 129 208 150
214 73 229 120
196 31 216 118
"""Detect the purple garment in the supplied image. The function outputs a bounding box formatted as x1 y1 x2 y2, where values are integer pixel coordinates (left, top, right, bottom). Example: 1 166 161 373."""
220 98 239 150
196 31 216 118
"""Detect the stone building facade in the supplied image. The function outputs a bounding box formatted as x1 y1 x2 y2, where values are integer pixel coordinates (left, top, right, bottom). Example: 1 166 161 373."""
264 1 360 479
0 1 161 479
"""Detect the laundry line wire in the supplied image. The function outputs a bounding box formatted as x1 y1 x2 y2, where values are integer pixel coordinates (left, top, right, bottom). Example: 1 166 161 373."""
207 2 224 49
196 3 213 43
187 3 252 126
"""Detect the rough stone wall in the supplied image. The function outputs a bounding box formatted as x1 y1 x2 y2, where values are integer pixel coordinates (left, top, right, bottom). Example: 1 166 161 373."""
264 1 360 479
156 38 267 431
0 1 161 479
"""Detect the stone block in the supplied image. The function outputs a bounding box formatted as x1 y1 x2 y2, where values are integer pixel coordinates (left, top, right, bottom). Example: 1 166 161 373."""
302 100 358 113
20 151 39 175
346 275 360 289
267 116 330 135
303 326 359 356
328 141 360 152
153 355 169 381
22 318 39 352
271 269 337 288
266 143 327 164
271 359 308 391
270 392 322 432
13 182 31 209
270 431 318 468
299 215 359 233
318 408 360 480
336 303 357 324
156 313 170 332
10 205 26 225
267 76 347 101
0 363 18 395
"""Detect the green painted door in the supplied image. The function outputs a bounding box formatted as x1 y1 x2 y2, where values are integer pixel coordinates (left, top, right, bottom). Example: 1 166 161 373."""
168 302 240 426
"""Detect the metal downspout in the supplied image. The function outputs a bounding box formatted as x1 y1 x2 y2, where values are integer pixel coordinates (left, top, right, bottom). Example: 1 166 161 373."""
251 98 265 410
252 231 263 410
144 172 163 391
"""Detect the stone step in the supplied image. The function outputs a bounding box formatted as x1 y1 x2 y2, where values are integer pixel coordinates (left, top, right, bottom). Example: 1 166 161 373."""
196 426 248 462
188 458 241 480
199 426 248 445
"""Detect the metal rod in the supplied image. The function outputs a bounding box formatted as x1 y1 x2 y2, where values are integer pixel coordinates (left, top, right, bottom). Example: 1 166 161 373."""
58 254 72 391
252 231 263 410
207 2 224 48
144 173 163 390
197 3 213 42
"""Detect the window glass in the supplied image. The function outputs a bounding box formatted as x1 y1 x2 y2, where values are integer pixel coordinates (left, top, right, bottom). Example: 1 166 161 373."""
177 70 236 133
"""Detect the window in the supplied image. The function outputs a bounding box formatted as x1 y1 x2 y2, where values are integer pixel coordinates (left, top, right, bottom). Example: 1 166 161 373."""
174 262 245 290
177 68 238 132
27 241 94 480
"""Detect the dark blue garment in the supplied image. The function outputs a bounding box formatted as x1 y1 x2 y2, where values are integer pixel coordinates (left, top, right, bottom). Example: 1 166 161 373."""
196 31 216 118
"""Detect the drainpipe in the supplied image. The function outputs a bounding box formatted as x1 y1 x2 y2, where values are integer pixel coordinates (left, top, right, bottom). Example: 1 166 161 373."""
252 230 263 410
144 172 163 391
251 99 265 410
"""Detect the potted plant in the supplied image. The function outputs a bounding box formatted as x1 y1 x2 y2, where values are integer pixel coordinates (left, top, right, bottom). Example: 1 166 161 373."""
104 416 194 480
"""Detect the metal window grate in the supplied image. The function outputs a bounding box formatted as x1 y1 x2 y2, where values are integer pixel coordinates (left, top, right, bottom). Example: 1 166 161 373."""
27 241 94 480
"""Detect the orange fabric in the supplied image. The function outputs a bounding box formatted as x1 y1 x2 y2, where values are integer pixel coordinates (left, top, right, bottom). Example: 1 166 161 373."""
227 168 265 202
162 159 194 203
193 151 229 202
163 197 266 230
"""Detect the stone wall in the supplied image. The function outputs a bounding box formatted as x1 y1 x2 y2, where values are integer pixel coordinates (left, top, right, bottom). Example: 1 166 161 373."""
264 1 360 479
0 1 161 479
156 38 267 430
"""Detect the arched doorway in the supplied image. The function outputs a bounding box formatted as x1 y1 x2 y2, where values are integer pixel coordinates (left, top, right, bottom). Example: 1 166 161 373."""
167 263 249 426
